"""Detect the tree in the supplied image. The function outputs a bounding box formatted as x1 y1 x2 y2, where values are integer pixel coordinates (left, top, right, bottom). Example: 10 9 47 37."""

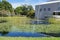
27 10 35 18
14 5 28 15
27 5 34 11
2 1 13 13
0 1 14 16
0 2 3 10
14 5 35 18
27 5 35 18
22 5 28 15
14 6 23 15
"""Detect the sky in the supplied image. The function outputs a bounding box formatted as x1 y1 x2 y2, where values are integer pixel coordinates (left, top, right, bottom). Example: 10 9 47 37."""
6 0 48 9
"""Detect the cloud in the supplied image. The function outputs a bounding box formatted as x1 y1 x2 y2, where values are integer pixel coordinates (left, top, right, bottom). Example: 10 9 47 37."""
11 3 21 8
11 2 38 9
10 0 46 9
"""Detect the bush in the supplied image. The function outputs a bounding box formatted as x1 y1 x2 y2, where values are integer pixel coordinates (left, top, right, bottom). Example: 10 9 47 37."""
48 17 56 24
48 17 60 24
0 18 8 23
0 20 7 23
0 23 12 35
0 14 8 17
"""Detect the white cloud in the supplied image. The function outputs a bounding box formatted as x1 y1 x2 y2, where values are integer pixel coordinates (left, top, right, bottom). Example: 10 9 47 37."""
11 0 45 9
11 2 39 9
11 3 21 8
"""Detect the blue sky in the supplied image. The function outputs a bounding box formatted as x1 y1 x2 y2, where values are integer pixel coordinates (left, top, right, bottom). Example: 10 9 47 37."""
7 0 47 9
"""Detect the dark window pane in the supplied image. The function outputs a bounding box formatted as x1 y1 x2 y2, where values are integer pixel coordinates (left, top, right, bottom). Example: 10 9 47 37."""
48 8 50 11
40 9 42 11
58 7 60 10
44 8 46 11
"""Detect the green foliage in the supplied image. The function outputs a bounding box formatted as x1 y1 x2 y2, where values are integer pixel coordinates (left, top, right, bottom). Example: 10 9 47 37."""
14 6 23 15
21 5 28 15
48 17 56 24
26 5 35 18
0 23 12 35
14 5 28 15
0 17 60 34
27 10 35 18
48 17 60 24
2 1 13 13
0 1 14 17
0 17 11 31
0 17 12 35
0 2 4 10
14 5 35 18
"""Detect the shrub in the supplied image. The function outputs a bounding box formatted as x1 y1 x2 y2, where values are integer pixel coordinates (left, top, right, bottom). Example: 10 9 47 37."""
27 13 35 18
48 17 59 24
48 17 56 24
0 23 12 35
0 18 8 23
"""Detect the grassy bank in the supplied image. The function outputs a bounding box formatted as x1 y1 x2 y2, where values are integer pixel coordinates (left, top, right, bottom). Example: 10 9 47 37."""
0 37 60 40
0 17 60 33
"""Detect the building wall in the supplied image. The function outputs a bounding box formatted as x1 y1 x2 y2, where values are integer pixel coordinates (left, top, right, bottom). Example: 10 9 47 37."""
35 2 60 20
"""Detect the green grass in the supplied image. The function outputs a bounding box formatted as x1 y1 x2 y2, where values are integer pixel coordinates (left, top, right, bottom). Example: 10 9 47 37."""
0 17 60 40
0 37 60 40
0 17 60 33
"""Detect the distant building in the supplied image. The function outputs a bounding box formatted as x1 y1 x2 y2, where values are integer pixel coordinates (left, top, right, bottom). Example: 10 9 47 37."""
35 1 60 20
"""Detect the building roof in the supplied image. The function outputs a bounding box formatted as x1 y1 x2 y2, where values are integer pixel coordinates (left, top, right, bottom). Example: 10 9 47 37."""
39 1 60 5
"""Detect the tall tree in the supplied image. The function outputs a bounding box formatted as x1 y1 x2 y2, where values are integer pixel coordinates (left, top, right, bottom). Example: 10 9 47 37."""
14 5 28 15
0 2 3 10
2 1 14 16
27 5 35 18
2 1 13 12
14 5 35 18
14 6 23 15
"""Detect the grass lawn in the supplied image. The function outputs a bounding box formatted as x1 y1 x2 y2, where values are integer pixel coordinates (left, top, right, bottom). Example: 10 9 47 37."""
0 37 60 40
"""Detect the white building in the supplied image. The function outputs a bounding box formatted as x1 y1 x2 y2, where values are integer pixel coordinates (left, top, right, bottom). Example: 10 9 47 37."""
35 1 60 20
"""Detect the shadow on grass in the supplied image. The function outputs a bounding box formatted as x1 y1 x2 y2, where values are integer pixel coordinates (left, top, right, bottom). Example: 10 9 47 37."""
40 32 60 37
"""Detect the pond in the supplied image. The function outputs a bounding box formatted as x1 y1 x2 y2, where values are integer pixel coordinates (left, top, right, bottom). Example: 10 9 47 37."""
0 26 49 37
0 32 49 37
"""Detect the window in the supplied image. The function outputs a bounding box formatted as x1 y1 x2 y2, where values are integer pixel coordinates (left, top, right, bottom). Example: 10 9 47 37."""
44 8 46 11
58 7 60 10
40 9 42 11
48 8 51 11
